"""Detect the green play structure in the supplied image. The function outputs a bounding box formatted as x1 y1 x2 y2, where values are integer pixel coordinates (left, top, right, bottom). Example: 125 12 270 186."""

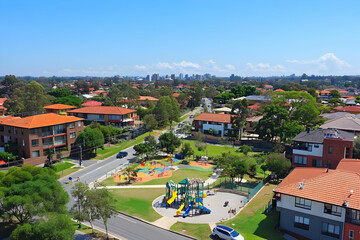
165 178 211 218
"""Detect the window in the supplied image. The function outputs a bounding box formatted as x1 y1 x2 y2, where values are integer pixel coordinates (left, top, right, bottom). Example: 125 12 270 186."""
349 230 354 240
324 204 342 216
30 128 38 135
314 144 319 148
294 155 307 165
328 146 333 154
31 139 39 147
312 159 322 167
294 215 310 230
70 132 76 139
345 147 350 158
8 126 11 133
78 121 81 127
295 197 311 210
0 125 3 132
322 222 340 238
32 150 40 158
69 122 75 129
13 127 17 134
21 128 24 135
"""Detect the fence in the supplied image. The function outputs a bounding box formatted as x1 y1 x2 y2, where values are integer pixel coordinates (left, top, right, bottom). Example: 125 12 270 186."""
89 162 129 189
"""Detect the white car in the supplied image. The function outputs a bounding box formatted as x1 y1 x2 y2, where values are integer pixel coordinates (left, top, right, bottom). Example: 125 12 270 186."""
212 225 244 240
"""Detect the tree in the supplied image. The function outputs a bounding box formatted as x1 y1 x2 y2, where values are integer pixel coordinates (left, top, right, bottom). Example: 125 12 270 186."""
353 136 360 159
124 165 138 183
187 85 203 108
0 166 69 224
233 160 248 184
231 99 250 139
49 88 71 98
10 214 75 240
230 85 256 98
330 90 341 99
180 142 194 158
158 132 181 154
53 95 82 108
292 103 320 126
260 164 268 179
71 182 90 227
143 114 158 132
75 126 104 158
238 145 253 155
255 104 289 141
266 153 291 179
280 121 305 143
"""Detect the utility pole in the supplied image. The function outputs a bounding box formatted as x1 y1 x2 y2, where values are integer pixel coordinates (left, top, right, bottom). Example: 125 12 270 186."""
79 145 82 166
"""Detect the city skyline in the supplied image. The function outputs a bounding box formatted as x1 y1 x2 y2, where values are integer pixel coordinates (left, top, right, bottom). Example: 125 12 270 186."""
1 1 360 77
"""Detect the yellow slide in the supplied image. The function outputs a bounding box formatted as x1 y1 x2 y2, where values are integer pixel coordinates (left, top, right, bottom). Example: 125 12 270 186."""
176 203 185 214
167 191 177 205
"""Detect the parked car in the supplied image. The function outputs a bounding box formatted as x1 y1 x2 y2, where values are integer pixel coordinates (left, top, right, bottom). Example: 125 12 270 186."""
116 151 128 158
180 160 189 165
189 114 194 118
211 225 244 240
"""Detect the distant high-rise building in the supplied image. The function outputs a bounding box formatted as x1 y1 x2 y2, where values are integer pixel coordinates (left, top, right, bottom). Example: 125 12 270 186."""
230 74 235 80
165 74 169 79
146 75 151 81
151 73 159 81
179 73 183 80
195 74 202 81
203 73 211 79
171 74 176 80
185 74 189 80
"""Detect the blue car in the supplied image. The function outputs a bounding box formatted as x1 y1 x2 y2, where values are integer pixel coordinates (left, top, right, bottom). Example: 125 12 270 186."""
116 151 128 158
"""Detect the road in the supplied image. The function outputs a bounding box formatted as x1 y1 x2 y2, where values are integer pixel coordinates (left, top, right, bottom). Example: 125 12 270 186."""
61 99 211 240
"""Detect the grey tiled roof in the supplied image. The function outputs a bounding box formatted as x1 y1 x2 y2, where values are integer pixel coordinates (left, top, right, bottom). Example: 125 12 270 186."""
320 116 360 132
293 128 354 143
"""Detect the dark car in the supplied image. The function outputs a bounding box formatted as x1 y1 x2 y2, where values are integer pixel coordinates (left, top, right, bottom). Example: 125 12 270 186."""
116 151 128 158
181 160 189 165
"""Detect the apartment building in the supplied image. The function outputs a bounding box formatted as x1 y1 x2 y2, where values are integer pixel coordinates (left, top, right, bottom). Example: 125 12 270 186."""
193 113 233 137
0 113 84 165
274 159 360 240
67 106 137 127
292 128 354 169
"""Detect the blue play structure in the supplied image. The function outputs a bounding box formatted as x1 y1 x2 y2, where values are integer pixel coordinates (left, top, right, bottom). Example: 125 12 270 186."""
196 198 211 214
182 201 193 218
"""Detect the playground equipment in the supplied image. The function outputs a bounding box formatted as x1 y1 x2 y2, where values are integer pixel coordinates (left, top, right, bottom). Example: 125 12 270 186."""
165 177 212 218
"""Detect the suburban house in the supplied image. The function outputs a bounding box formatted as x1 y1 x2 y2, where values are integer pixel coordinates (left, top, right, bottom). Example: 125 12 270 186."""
320 116 360 134
335 106 360 114
137 96 159 105
213 107 232 114
0 113 84 165
292 128 354 169
193 113 233 137
233 95 271 105
67 106 137 128
81 100 103 107
0 98 8 116
274 159 360 240
43 104 77 115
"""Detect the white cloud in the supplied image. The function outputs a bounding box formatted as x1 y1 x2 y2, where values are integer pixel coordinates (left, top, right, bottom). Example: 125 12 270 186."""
287 53 351 73
246 62 286 72
172 61 200 69
225 64 235 70
155 62 174 69
135 65 147 70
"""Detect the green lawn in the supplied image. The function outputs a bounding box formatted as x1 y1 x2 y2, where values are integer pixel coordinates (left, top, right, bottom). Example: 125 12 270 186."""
170 222 212 240
220 183 284 240
102 168 213 186
52 162 75 173
110 188 163 222
56 167 82 179
183 140 241 157
95 131 161 160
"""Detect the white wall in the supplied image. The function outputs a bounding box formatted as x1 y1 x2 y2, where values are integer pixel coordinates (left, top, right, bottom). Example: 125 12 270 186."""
202 123 225 136
277 194 345 222
293 144 323 157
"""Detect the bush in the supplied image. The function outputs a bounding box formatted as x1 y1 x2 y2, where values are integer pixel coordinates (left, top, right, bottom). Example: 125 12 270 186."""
238 145 253 155
0 152 17 161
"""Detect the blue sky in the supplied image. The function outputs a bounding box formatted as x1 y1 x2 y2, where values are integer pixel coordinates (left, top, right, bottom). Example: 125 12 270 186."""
1 0 360 77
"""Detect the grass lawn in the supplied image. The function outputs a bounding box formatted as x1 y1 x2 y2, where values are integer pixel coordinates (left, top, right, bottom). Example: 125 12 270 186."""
52 162 75 173
110 188 163 222
183 140 241 157
56 167 82 179
170 222 212 240
95 131 162 160
220 183 284 240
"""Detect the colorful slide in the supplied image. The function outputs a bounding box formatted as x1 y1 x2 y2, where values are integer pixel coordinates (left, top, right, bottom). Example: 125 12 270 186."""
182 202 193 218
167 191 177 205
198 202 211 214
176 202 185 215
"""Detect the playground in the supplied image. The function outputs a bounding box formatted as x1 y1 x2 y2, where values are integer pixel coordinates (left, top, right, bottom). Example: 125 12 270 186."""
152 177 247 224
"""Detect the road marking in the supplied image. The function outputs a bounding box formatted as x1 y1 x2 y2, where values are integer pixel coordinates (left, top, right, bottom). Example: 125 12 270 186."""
118 214 137 224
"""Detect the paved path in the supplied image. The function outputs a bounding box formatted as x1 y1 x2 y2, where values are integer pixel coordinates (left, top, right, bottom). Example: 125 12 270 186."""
152 216 177 230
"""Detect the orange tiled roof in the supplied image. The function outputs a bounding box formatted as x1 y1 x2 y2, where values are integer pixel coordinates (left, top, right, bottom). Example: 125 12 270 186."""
264 84 273 88
0 98 7 105
335 106 360 113
339 90 349 94
68 106 136 115
44 104 77 110
0 113 83 129
248 104 260 110
275 89 285 92
194 113 231 123
0 106 7 110
274 159 360 209
138 96 158 101
173 93 180 98
82 101 103 106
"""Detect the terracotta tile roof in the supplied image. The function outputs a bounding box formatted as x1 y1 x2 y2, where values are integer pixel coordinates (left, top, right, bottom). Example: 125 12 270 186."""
0 98 7 105
44 104 77 110
138 96 158 101
0 113 83 129
264 84 273 88
248 104 260 110
282 103 292 107
337 159 360 173
339 90 349 94
194 113 231 123
275 89 285 92
274 161 360 209
68 106 136 115
82 101 103 106
173 93 180 98
335 106 360 113
0 106 7 110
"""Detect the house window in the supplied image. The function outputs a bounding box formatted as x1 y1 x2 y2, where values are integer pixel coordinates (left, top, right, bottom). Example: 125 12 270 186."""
312 159 322 167
70 132 76 139
32 150 40 158
349 230 354 240
324 203 342 217
69 122 75 129
21 128 24 135
295 197 311 210
322 222 340 238
328 146 333 154
345 147 350 158
8 126 11 133
30 128 38 135
31 139 39 147
78 121 81 127
314 144 319 148
294 215 310 230
294 155 307 165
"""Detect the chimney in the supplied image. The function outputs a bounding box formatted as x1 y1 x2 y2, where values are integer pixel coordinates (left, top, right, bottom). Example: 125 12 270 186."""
306 127 310 133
